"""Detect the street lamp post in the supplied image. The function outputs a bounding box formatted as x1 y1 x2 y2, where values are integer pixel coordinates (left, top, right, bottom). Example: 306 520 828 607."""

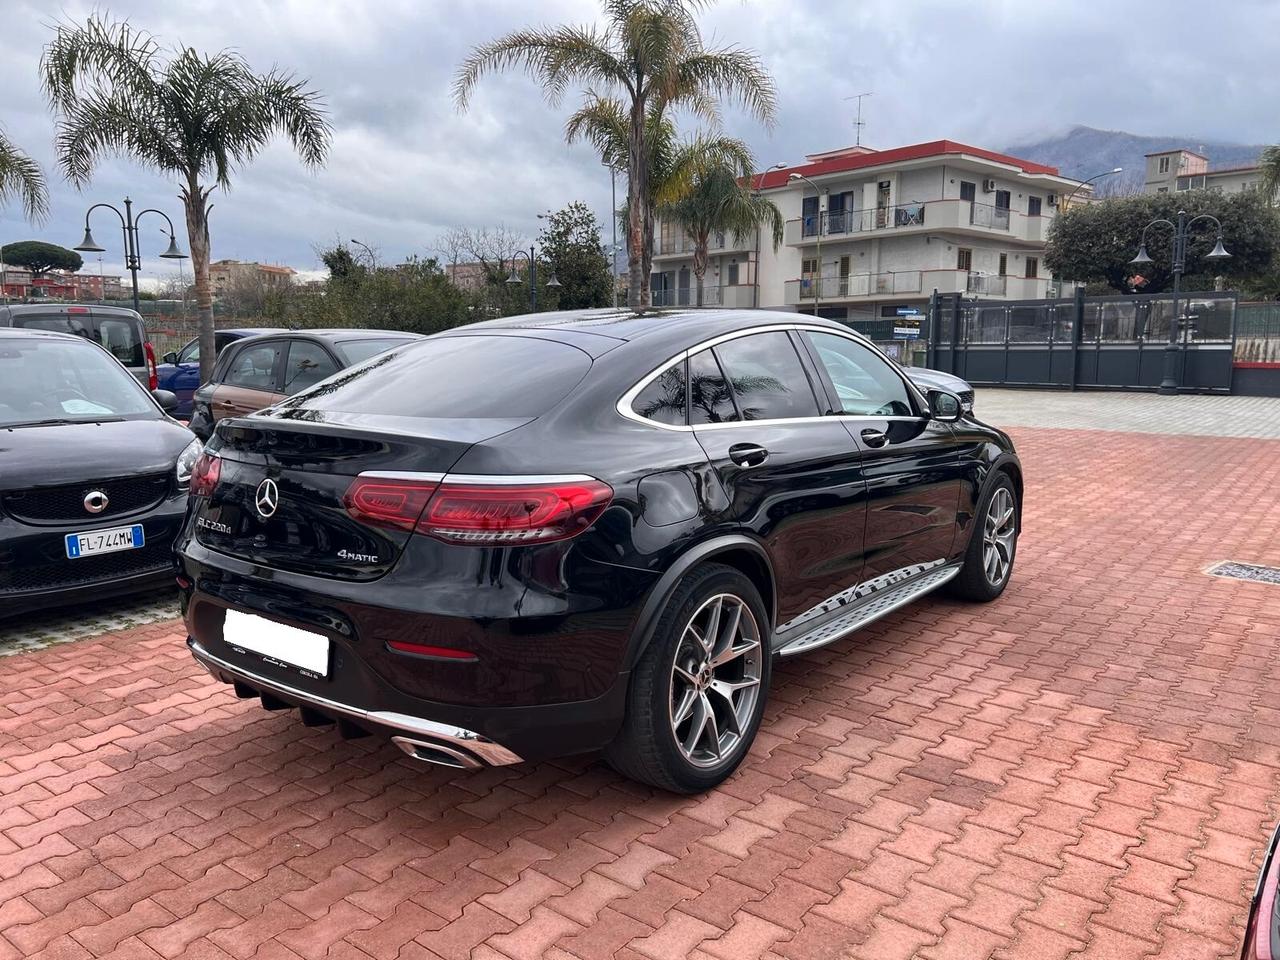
789 172 827 315
505 246 560 312
74 197 187 313
1061 167 1124 209
349 238 376 269
1130 210 1231 394
0 243 14 304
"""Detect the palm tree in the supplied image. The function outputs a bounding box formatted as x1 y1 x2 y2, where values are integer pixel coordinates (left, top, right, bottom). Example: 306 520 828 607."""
455 0 775 309
1260 145 1280 204
659 162 783 306
42 16 331 379
0 127 48 223
565 93 754 294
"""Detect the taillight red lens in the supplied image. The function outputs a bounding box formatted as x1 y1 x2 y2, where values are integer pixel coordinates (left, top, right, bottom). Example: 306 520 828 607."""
190 453 221 497
342 476 613 545
343 478 440 532
421 479 613 544
144 341 158 390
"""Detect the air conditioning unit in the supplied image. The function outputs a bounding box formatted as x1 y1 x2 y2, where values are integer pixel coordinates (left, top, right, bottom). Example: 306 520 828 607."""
1046 193 1058 206
982 178 997 193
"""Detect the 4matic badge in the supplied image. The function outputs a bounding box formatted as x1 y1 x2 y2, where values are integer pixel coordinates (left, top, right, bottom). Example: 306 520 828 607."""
338 548 378 563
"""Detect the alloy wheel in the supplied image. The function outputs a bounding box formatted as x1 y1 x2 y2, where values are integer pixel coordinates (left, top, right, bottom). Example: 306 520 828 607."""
668 593 763 768
983 487 1016 586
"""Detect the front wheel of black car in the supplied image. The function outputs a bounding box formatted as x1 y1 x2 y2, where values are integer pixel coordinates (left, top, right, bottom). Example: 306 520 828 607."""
948 472 1019 602
605 564 771 793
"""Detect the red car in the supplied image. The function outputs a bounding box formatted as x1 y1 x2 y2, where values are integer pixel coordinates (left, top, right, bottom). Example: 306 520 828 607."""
1242 823 1280 959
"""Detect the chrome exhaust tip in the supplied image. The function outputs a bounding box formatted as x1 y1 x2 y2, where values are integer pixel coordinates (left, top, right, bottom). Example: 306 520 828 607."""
391 735 484 769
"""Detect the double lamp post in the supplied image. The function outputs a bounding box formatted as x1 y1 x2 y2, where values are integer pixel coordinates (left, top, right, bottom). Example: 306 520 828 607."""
1129 211 1230 395
74 197 187 311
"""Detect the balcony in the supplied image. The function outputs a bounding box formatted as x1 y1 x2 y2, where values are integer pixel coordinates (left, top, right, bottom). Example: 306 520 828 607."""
652 229 755 258
966 273 1007 296
651 283 757 308
784 199 1031 246
782 269 1032 305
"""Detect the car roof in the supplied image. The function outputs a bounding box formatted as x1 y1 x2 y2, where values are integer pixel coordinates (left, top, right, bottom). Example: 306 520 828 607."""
0 303 143 319
0 326 82 342
456 307 867 355
232 328 425 343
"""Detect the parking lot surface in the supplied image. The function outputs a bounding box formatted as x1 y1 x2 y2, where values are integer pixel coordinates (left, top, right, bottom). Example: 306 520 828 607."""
2 396 1280 960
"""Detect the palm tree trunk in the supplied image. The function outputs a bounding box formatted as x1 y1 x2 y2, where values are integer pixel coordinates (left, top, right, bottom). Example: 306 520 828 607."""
182 177 216 382
693 242 708 307
627 99 649 309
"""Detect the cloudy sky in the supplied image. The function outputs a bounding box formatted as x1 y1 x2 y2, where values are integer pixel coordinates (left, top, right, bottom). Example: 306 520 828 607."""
2 0 1278 285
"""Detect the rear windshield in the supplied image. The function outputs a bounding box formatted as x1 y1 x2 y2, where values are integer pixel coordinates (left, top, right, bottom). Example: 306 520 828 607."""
279 334 591 419
0 338 158 427
334 337 414 365
11 312 145 366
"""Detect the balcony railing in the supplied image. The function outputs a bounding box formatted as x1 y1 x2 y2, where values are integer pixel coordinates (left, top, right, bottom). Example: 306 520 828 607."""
653 229 755 256
784 199 1018 244
784 271 924 302
966 273 1008 295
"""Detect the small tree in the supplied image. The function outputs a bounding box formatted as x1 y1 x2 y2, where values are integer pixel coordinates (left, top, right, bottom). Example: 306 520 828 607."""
538 202 612 310
0 240 82 276
658 162 782 305
309 246 471 333
1045 191 1280 293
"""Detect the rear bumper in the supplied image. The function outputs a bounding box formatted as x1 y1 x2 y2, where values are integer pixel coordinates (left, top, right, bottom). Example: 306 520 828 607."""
189 633 630 764
0 567 174 620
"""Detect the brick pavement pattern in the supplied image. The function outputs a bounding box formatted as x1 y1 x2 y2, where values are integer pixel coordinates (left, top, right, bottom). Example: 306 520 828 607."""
2 423 1280 960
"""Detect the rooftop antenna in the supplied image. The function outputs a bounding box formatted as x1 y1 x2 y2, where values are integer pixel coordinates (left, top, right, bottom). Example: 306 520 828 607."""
844 92 873 146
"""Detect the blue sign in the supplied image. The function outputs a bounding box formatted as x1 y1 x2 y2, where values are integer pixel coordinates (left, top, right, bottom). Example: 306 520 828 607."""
895 307 920 316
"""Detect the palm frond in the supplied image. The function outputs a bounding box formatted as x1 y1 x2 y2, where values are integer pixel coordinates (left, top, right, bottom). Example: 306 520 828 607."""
41 15 161 112
564 92 629 168
54 89 177 186
0 128 49 223
1261 145 1280 205
670 49 777 126
454 26 630 109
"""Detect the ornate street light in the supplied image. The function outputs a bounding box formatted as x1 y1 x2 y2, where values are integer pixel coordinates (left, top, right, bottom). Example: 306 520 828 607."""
74 197 187 312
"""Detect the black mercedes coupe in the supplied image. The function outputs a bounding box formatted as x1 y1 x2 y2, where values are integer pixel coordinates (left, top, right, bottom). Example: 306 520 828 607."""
177 309 1021 792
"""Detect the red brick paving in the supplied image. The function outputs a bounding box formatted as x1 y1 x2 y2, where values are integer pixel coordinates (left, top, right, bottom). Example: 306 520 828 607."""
3 426 1280 960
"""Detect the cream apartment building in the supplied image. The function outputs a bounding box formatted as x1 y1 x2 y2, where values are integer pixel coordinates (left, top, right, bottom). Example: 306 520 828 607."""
1142 147 1270 197
651 139 1089 326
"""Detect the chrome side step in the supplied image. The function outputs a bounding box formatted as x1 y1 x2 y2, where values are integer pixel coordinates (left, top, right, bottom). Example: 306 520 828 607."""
775 564 961 657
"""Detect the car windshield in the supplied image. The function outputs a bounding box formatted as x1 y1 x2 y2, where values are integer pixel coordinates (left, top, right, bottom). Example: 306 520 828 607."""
334 337 415 365
0 338 159 428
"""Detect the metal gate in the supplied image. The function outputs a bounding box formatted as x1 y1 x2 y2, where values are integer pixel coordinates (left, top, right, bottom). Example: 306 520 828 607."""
926 290 1237 393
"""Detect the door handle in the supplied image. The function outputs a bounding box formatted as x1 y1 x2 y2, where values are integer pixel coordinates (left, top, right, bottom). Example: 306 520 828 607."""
860 428 889 448
728 443 769 468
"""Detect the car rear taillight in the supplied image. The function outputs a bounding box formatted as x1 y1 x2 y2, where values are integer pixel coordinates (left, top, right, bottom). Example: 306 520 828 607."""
342 476 613 545
144 341 158 390
342 477 441 533
190 453 222 497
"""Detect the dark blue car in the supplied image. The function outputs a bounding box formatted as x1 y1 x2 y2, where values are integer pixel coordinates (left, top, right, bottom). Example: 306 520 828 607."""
156 328 277 417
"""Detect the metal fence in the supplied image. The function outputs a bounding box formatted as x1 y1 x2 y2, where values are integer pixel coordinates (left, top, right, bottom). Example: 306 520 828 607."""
1236 301 1280 363
927 290 1238 393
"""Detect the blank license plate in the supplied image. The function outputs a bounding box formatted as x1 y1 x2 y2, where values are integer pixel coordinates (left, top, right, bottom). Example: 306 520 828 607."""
65 524 144 559
223 610 330 677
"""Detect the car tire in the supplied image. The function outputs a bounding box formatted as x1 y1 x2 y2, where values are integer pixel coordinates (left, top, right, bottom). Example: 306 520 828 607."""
605 563 771 794
947 472 1018 602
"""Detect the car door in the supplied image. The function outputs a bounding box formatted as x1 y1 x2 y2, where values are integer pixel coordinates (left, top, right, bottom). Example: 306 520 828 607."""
688 329 869 630
210 339 286 424
280 338 341 397
168 337 203 409
799 329 965 581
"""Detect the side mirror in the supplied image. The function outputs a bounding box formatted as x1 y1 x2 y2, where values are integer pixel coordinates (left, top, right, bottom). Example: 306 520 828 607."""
152 388 178 412
162 351 179 364
928 389 962 422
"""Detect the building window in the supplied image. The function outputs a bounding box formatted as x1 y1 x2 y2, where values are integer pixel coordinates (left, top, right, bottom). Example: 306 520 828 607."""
727 260 739 286
1158 156 1171 174
1026 257 1038 279
1157 187 1169 194
802 257 818 278
960 181 976 202
1028 196 1042 217
998 254 1008 276
957 248 972 272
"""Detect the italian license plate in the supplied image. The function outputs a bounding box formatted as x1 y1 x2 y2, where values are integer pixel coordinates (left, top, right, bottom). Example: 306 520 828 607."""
223 609 330 677
65 524 145 559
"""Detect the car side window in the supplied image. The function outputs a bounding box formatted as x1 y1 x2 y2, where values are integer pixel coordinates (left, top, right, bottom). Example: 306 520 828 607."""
282 340 339 396
97 319 144 366
631 360 687 426
711 331 820 421
178 338 200 364
224 342 283 391
689 348 738 424
805 332 915 417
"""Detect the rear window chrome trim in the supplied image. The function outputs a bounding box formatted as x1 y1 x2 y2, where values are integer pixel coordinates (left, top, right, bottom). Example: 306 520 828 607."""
355 471 599 486
617 322 924 432
356 471 446 483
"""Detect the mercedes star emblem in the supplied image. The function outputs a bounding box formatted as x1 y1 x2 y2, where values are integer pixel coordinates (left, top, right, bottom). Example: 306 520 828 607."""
83 490 109 514
254 478 280 519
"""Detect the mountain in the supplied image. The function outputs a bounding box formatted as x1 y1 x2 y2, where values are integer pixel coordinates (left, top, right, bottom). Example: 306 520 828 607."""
1005 125 1269 191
